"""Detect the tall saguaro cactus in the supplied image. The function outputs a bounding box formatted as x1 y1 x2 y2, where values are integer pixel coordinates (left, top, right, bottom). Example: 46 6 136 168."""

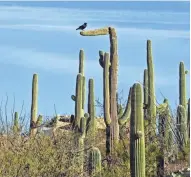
72 50 86 129
130 83 145 177
143 69 148 119
79 49 86 114
13 112 19 134
74 73 83 130
30 73 38 137
87 79 96 136
80 28 131 155
179 62 187 109
146 40 156 140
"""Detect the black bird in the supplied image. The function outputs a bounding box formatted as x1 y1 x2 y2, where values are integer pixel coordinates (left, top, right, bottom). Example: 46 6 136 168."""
76 23 87 31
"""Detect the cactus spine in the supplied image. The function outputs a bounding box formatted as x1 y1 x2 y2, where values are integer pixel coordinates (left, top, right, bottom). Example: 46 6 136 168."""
130 83 145 177
179 62 187 109
87 79 96 136
13 112 19 134
88 147 102 177
146 40 156 139
30 73 38 137
177 105 188 148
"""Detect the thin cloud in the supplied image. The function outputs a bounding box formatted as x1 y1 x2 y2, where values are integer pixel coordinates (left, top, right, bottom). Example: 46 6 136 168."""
0 5 189 25
0 24 189 39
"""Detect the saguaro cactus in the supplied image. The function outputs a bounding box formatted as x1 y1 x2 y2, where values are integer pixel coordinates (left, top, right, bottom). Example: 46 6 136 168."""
80 27 119 153
143 69 148 119
72 50 86 129
130 83 145 177
177 105 188 148
79 49 85 113
146 40 156 140
88 147 102 177
30 73 38 137
80 28 131 155
187 98 190 138
13 112 19 134
179 62 187 109
87 79 96 135
74 73 83 129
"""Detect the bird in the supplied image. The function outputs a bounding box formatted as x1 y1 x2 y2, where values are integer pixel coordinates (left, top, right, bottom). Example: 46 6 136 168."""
76 23 87 31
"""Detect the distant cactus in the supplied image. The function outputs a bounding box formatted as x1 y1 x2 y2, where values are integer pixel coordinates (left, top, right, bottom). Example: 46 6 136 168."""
130 83 145 177
88 147 102 177
30 73 38 137
146 40 156 140
13 112 19 134
179 62 187 109
74 73 83 130
177 105 188 148
87 79 96 135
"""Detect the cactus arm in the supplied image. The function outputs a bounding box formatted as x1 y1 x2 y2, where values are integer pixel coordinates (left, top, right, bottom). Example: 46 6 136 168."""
103 53 111 126
71 95 76 101
118 87 132 125
80 27 109 36
99 50 104 68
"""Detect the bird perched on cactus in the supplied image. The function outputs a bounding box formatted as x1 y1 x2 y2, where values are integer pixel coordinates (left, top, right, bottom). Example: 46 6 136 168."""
76 23 87 31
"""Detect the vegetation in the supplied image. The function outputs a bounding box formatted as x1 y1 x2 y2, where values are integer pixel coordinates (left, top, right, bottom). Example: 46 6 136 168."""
0 27 189 177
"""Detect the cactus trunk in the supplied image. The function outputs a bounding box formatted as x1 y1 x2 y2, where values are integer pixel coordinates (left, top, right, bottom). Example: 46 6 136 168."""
13 112 19 134
30 74 38 137
87 79 96 136
130 83 145 177
177 105 188 148
179 62 187 109
75 73 83 130
146 40 156 140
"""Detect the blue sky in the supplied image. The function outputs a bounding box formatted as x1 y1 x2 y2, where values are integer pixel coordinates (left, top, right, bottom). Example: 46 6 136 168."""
0 1 190 121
